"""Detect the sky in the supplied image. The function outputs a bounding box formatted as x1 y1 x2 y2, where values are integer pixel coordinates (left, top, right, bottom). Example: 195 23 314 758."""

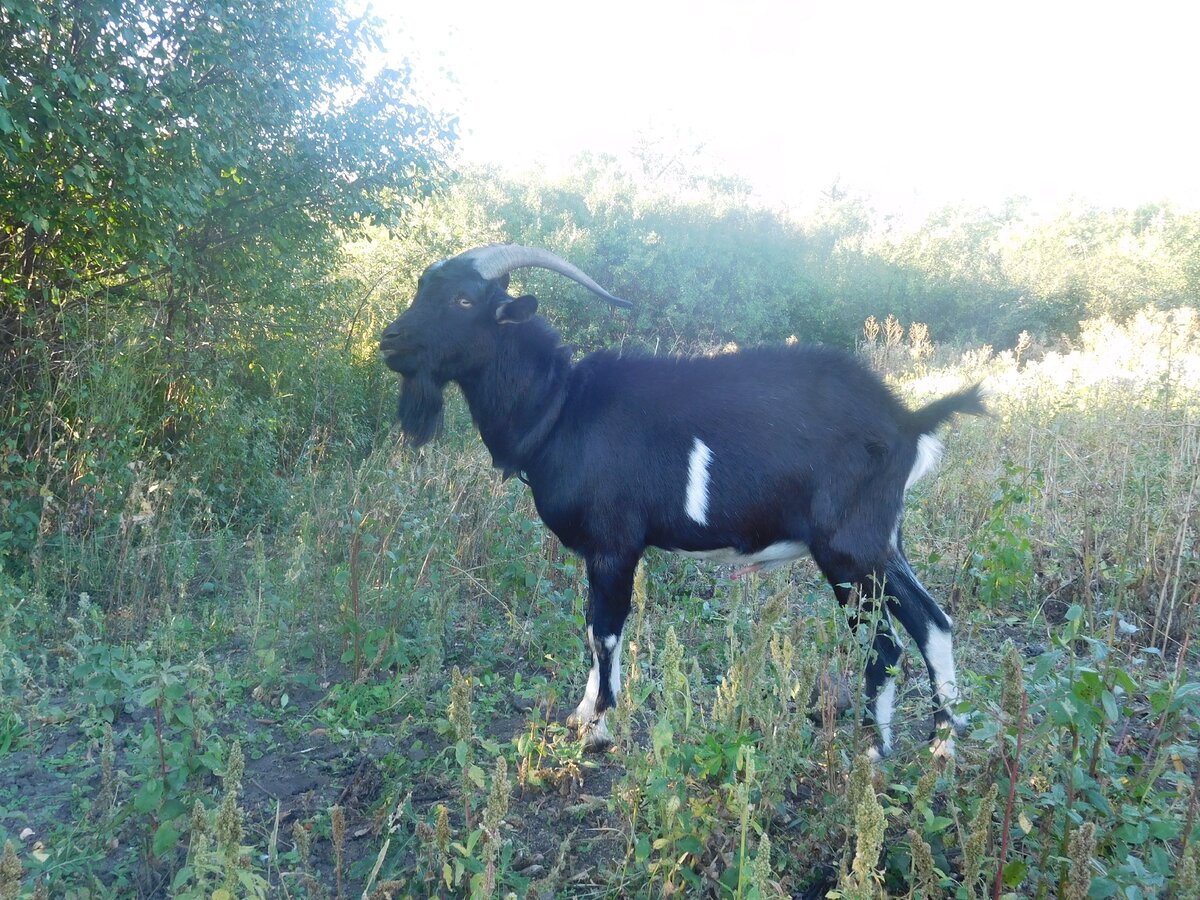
371 0 1198 222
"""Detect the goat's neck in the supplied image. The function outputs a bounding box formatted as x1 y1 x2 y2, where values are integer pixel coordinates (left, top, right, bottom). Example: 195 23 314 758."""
457 329 571 477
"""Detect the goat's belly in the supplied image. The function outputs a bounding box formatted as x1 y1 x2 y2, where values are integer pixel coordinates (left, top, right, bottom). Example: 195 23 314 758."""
673 540 808 572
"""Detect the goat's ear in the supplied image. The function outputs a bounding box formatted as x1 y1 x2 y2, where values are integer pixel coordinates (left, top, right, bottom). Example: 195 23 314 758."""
496 294 538 325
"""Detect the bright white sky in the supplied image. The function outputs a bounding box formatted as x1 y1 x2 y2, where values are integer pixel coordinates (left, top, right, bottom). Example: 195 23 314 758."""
372 0 1198 221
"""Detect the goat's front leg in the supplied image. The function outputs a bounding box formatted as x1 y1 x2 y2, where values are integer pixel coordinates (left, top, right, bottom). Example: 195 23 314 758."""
567 553 636 751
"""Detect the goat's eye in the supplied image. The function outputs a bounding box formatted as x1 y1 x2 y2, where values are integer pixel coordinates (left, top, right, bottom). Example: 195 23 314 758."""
455 296 473 309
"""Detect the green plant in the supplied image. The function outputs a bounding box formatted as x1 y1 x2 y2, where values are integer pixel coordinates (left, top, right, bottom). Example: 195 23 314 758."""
968 461 1042 608
171 741 269 899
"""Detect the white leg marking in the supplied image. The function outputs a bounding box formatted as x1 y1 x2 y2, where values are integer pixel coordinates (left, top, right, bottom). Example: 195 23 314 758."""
685 437 713 525
570 627 601 727
608 631 623 701
924 626 966 729
571 660 600 725
875 678 897 753
906 434 944 490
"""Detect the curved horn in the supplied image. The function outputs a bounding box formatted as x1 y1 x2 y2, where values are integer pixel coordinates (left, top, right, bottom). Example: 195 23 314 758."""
454 244 633 310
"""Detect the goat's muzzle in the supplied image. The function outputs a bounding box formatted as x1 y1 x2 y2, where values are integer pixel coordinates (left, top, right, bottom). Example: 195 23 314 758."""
379 328 417 375
381 347 413 375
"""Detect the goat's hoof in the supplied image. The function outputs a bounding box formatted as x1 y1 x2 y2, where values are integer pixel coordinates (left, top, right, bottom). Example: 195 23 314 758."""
578 716 612 753
867 743 893 764
583 731 613 754
566 705 596 730
930 732 957 760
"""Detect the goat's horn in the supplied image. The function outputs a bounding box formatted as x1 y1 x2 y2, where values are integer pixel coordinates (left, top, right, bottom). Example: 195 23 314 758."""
456 244 633 310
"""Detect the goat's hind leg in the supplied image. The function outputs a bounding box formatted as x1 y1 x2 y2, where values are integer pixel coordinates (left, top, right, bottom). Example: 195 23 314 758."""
828 578 904 760
568 553 636 751
885 551 967 757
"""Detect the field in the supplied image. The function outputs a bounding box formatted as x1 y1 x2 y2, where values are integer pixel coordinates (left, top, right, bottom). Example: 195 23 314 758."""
1 308 1198 898
5 0 1200 895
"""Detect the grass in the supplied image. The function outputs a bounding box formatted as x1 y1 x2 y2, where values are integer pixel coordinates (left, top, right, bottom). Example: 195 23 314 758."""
1 308 1199 897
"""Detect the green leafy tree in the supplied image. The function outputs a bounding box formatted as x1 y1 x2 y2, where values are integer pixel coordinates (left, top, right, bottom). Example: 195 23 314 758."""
1 0 453 559
1 0 452 360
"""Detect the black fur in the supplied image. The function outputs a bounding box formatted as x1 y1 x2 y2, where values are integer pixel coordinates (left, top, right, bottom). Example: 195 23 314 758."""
381 251 984 754
396 372 445 447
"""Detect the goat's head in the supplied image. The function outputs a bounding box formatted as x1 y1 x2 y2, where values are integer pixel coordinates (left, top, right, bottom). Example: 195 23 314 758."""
380 245 631 446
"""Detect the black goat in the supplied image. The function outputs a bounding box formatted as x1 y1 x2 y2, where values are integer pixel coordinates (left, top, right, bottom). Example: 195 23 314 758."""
381 245 984 758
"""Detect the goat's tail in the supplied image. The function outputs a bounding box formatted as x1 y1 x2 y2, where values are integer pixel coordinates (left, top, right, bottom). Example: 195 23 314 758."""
907 383 987 436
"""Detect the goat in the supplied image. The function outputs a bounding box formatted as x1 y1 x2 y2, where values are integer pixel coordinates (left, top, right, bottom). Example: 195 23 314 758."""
380 245 985 758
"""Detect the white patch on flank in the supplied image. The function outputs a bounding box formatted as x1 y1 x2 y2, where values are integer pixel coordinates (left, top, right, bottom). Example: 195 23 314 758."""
677 540 807 572
923 626 966 729
875 678 897 752
685 438 713 525
603 635 617 652
906 433 945 490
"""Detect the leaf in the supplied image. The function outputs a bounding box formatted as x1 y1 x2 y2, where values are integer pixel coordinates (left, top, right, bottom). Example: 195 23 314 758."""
1101 689 1119 723
924 814 954 834
152 822 181 857
635 833 651 863
1171 682 1200 705
1002 858 1028 887
651 717 674 760
1149 818 1178 840
161 798 189 821
133 780 162 814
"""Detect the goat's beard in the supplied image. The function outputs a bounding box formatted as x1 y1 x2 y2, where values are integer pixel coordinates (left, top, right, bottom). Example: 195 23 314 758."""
397 371 445 447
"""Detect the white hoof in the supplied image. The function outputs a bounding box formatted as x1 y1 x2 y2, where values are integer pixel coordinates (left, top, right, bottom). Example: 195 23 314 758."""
867 743 893 763
581 714 612 752
930 733 956 760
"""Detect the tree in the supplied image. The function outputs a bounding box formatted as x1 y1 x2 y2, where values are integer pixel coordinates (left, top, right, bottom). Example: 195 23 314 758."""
1 0 454 387
0 0 454 559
